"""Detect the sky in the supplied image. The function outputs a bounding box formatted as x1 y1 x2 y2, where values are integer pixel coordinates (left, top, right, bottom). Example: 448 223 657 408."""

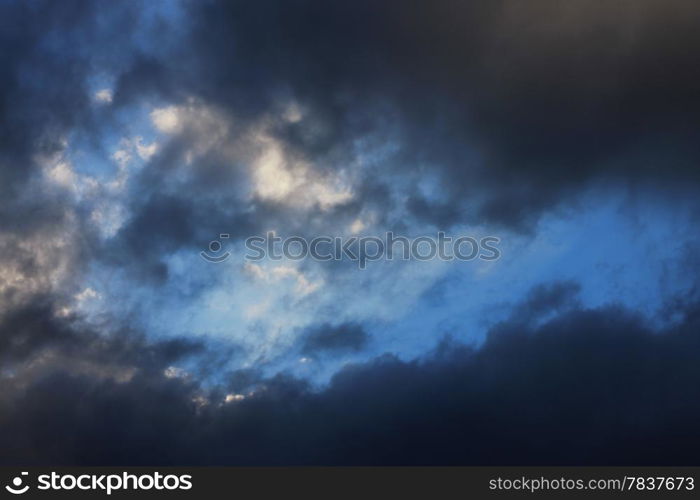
1 0 700 465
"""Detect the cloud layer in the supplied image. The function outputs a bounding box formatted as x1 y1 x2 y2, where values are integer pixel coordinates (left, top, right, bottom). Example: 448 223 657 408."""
1 0 700 465
2 284 700 465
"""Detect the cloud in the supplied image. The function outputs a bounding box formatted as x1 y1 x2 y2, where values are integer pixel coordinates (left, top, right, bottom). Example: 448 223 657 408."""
301 323 369 355
154 0 700 230
151 106 182 134
94 88 113 104
77 0 700 289
2 0 700 467
2 282 700 465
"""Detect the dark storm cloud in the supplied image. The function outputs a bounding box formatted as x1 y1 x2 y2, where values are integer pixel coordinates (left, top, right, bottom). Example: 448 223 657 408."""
0 0 168 288
3 0 700 468
0 298 235 467
508 281 582 324
406 193 464 227
0 300 77 363
8 0 694 286
0 0 97 274
0 298 210 371
3 281 700 465
152 0 700 230
0 0 144 200
104 192 259 283
0 0 88 194
300 322 369 355
93 0 700 270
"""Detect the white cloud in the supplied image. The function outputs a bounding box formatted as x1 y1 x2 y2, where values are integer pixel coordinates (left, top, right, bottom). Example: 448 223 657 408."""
253 146 298 201
244 262 322 297
224 393 245 403
251 136 353 210
90 202 127 238
94 88 113 104
150 106 182 134
45 161 77 188
164 366 188 379
75 287 100 303
135 138 159 160
112 149 132 169
108 136 158 192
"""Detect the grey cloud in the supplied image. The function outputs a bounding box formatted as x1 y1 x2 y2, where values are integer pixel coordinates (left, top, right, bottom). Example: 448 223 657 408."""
3 281 700 465
301 322 369 355
2 0 700 468
90 0 700 270
174 0 700 230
